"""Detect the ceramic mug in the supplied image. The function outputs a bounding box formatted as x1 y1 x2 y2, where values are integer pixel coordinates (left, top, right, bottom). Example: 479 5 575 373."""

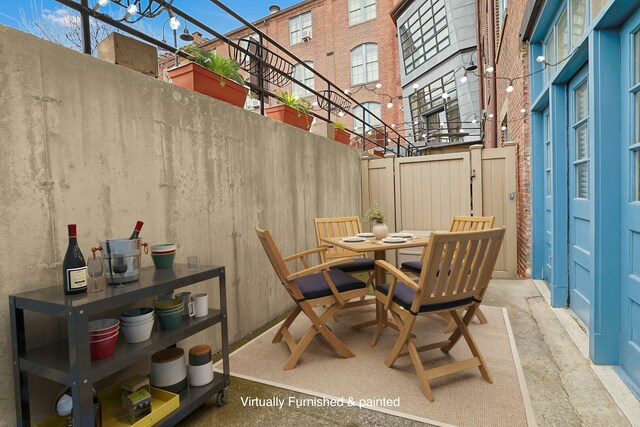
192 293 208 318
175 292 194 317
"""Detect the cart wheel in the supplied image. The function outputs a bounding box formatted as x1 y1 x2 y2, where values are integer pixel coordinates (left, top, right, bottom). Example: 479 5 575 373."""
215 390 227 407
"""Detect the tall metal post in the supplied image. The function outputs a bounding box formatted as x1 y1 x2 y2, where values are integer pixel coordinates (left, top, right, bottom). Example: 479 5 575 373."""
80 0 91 54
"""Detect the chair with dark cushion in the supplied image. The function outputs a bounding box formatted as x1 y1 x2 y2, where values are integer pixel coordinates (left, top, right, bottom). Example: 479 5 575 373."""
256 227 368 370
401 215 495 329
372 227 505 402
314 216 375 288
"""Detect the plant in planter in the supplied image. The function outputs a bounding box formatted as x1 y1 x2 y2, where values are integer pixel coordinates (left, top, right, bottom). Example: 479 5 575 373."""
333 121 351 145
167 45 248 108
364 204 388 240
265 91 313 131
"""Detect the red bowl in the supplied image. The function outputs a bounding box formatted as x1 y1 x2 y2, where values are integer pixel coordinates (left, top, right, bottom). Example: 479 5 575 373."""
90 331 119 361
90 329 119 342
89 319 120 334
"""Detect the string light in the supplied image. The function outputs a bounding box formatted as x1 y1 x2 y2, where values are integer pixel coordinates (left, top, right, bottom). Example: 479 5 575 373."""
92 0 109 12
506 80 514 93
387 102 394 109
338 111 345 117
441 92 450 99
486 66 494 73
344 89 350 95
123 3 138 21
501 125 507 131
520 108 526 113
375 83 382 89
412 83 419 90
536 55 546 63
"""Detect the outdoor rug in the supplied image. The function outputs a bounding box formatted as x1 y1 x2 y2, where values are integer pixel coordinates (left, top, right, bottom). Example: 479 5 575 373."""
213 303 536 427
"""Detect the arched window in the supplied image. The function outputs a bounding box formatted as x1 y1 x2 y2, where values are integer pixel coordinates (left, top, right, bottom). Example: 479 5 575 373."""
353 102 382 133
350 43 378 85
292 62 314 97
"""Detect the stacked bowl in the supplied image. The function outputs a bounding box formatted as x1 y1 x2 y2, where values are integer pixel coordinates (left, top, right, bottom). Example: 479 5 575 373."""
89 319 119 361
150 244 176 269
154 299 184 330
120 307 155 343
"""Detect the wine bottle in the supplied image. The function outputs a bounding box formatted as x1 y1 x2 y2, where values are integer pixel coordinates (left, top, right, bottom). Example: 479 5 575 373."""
62 224 87 295
129 221 144 240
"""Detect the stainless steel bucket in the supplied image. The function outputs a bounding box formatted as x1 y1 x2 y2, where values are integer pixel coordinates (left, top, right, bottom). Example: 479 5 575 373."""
102 238 141 284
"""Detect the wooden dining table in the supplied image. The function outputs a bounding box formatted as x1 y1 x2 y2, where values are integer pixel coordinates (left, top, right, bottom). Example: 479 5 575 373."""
321 234 431 330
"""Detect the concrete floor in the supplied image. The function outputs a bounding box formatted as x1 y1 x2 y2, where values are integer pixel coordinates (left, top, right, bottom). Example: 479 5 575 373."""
181 279 636 426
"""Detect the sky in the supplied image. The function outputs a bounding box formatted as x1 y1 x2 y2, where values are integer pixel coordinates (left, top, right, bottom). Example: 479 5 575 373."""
0 0 301 46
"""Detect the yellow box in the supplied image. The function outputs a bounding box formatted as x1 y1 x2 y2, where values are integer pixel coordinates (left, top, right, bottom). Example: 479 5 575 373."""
36 384 179 427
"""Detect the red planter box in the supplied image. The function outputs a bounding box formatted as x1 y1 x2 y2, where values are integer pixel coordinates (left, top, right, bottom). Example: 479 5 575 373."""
167 62 248 108
334 128 350 145
265 104 312 131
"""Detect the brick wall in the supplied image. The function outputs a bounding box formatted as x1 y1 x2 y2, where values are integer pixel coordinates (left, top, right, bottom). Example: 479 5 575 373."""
479 0 531 277
160 0 404 138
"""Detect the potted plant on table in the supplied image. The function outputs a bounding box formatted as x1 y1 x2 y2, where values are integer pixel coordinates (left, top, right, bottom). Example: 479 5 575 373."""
333 122 351 145
365 204 388 240
265 91 313 131
167 45 248 108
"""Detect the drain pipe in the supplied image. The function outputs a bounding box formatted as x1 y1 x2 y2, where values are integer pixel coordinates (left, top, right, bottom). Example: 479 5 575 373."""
487 0 498 148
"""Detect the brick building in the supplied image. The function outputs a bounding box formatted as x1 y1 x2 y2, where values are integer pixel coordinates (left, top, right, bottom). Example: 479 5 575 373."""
159 0 404 138
478 0 532 277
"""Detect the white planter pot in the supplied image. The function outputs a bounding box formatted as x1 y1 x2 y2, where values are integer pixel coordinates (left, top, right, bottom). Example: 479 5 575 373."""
372 223 389 240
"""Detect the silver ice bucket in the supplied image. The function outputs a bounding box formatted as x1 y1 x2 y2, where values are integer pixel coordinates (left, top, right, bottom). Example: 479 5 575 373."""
102 238 141 284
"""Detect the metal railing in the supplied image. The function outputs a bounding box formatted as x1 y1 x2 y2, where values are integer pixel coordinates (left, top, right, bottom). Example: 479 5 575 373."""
54 0 424 156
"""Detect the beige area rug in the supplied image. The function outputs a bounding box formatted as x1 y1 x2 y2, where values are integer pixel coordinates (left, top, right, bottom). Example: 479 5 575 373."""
214 304 536 427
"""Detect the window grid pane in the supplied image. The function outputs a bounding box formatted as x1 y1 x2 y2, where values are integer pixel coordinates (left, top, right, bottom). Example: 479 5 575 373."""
571 0 587 48
351 44 378 85
575 82 588 122
290 12 311 45
353 102 381 131
576 163 589 198
545 29 556 84
400 0 449 74
635 31 640 85
635 150 640 201
575 123 588 160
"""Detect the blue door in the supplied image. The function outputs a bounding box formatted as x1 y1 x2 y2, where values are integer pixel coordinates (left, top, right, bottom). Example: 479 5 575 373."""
568 67 592 328
620 29 640 387
543 109 553 282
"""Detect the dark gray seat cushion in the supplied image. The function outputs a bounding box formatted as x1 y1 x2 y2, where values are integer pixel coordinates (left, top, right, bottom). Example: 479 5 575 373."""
294 270 366 300
401 260 423 274
332 258 375 273
376 282 474 314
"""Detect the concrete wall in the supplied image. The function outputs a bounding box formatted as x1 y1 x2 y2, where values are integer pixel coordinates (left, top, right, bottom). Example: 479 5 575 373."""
0 25 361 422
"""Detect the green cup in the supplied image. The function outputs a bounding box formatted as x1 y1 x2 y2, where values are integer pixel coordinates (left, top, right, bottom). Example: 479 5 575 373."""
152 252 176 269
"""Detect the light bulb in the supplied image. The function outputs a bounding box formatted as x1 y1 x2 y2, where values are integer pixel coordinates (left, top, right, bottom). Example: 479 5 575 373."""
520 108 526 113
442 92 450 99
506 84 514 93
412 83 419 90
367 130 372 136
459 128 464 133
169 17 180 30
391 124 396 128
312 101 318 107
387 138 392 143
536 55 546 63
375 83 382 89
488 113 494 118
344 89 350 95
127 4 138 14
440 121 445 127
421 133 427 138
486 66 494 73
93 0 109 11
472 118 477 124
338 111 345 117
387 102 393 109
501 125 507 131
414 121 418 125
459 75 468 83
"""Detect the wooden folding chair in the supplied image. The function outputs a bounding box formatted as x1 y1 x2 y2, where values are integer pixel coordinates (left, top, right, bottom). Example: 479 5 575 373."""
314 216 375 290
372 227 505 401
256 227 368 370
401 215 495 330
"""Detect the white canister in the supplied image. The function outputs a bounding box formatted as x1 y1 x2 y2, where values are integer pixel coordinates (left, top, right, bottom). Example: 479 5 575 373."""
188 361 214 387
150 348 187 393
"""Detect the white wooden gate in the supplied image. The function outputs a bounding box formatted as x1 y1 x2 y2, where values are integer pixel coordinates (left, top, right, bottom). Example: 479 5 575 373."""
362 143 517 278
